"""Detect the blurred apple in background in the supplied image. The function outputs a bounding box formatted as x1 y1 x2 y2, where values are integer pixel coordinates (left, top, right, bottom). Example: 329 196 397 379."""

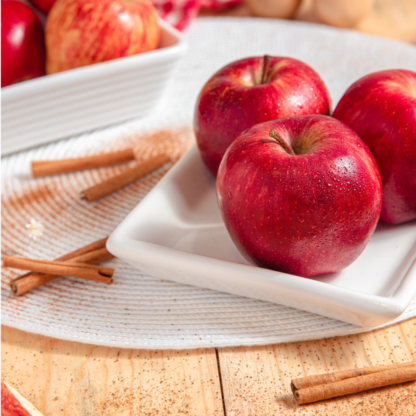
28 0 57 14
194 55 331 177
217 115 382 277
1 0 46 87
46 0 161 74
333 69 416 225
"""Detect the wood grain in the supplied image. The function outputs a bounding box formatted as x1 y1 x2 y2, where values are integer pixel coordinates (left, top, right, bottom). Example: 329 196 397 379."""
218 317 416 415
2 319 416 414
1 326 224 416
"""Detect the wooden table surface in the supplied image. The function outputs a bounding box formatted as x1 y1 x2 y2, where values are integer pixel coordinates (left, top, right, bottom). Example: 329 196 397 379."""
2 317 415 415
2 1 416 414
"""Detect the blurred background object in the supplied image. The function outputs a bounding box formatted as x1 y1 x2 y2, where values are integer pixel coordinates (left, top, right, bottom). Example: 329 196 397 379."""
295 0 416 43
152 0 242 30
353 0 416 44
244 0 301 19
28 0 56 14
198 0 416 44
1 0 46 87
20 0 416 43
311 0 374 28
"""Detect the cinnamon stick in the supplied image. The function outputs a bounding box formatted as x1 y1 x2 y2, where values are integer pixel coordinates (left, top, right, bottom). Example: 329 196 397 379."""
8 238 113 295
291 361 415 392
291 362 416 404
81 153 171 202
32 149 135 177
53 237 109 260
70 247 114 264
3 256 114 283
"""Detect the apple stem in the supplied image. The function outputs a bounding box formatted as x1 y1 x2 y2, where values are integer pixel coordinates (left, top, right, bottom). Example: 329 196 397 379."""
269 130 295 156
261 55 272 84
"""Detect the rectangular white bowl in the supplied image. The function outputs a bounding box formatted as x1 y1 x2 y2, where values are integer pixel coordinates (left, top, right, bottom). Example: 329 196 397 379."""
1 19 186 156
107 146 416 328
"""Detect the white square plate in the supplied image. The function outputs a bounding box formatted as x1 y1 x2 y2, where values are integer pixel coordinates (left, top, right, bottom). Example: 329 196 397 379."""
1 19 186 156
107 145 416 328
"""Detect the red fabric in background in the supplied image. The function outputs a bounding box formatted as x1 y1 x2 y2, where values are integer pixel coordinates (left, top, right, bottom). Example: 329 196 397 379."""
151 0 241 31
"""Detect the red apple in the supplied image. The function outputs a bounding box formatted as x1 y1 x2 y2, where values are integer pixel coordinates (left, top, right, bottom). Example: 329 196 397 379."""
45 0 161 74
333 69 416 225
194 55 331 177
1 381 44 415
1 0 46 87
216 115 382 278
28 0 57 14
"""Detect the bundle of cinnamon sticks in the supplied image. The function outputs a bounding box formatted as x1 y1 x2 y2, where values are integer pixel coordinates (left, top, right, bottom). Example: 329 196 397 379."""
31 148 172 201
291 361 416 404
4 237 114 296
7 148 172 295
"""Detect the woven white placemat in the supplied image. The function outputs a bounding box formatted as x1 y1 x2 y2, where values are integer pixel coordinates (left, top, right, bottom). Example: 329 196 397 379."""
2 18 416 349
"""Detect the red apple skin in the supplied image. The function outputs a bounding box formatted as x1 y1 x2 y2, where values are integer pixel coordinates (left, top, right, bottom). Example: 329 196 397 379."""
194 56 331 177
333 69 416 225
1 382 31 416
45 0 160 74
1 0 46 87
217 115 382 278
28 0 57 14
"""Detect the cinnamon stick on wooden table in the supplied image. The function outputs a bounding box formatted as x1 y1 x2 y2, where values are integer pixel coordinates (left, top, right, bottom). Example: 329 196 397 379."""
291 362 416 404
7 237 114 296
31 149 135 177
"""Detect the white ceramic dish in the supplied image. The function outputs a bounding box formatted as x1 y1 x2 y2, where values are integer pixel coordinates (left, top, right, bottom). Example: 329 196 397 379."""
107 146 416 328
1 19 186 156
